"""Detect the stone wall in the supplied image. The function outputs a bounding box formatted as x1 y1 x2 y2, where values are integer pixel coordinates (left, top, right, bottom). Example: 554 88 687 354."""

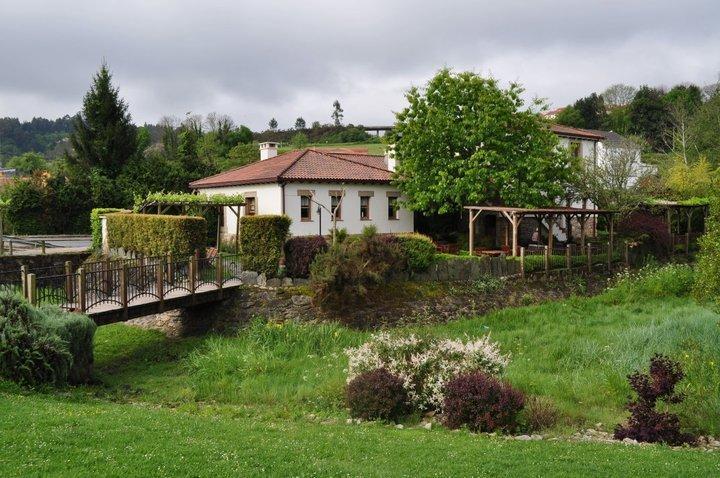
0 251 91 276
412 255 520 282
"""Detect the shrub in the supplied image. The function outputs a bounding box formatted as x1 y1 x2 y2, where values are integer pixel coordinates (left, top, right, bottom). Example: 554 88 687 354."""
240 215 291 277
346 333 509 411
90 207 126 250
443 372 525 433
284 236 328 278
0 292 95 386
346 368 410 422
605 264 694 303
618 210 671 258
107 213 207 257
520 396 560 432
614 354 696 445
395 233 437 273
311 226 403 313
693 197 720 304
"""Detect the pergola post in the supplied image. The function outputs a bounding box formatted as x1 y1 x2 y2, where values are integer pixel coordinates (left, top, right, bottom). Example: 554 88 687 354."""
608 213 614 263
579 214 587 251
468 209 481 256
501 211 522 257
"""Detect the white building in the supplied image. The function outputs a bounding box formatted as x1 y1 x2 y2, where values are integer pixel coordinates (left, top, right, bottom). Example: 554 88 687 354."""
190 142 414 238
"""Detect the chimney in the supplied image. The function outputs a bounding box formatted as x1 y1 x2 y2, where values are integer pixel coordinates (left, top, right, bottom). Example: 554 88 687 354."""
259 142 279 161
384 144 397 172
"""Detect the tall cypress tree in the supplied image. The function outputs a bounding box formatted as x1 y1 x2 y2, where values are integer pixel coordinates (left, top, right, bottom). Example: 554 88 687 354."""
66 63 137 178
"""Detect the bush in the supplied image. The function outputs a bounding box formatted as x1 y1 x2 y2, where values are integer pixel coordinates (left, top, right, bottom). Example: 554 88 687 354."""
240 215 291 277
395 233 436 273
443 372 525 433
106 213 207 257
90 207 126 250
618 210 671 258
520 396 560 432
0 292 96 386
311 226 403 313
614 354 696 445
346 332 509 411
605 264 694 303
346 368 409 422
284 236 328 278
693 197 720 304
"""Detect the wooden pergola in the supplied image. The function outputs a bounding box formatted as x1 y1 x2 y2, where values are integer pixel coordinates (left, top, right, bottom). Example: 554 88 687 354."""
465 205 617 257
642 200 709 236
138 199 245 253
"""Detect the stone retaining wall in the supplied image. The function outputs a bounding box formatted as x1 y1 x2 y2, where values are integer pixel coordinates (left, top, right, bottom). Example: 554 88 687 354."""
0 251 91 276
411 256 520 282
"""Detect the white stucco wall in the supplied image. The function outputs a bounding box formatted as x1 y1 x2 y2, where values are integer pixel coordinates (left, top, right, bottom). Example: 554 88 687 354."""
195 182 414 237
556 136 598 163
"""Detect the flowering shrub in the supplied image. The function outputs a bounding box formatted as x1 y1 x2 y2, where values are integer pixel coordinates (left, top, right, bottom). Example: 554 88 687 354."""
614 354 696 445
346 333 509 411
346 368 409 422
443 372 525 432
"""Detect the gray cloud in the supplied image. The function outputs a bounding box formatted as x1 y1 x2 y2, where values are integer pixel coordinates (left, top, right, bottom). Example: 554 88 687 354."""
1 0 719 130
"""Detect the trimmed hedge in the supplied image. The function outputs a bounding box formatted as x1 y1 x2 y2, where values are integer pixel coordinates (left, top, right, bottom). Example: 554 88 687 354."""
284 236 328 278
107 213 207 257
240 215 291 277
90 208 126 250
0 292 96 386
395 233 437 273
694 197 720 304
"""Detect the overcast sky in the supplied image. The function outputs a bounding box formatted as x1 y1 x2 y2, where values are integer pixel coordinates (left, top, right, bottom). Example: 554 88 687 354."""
1 0 719 130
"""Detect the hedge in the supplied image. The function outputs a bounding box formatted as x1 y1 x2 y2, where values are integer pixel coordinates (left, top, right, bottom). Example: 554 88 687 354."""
693 197 720 304
106 213 207 257
90 208 126 250
284 235 328 278
0 291 96 385
395 233 437 273
240 215 291 277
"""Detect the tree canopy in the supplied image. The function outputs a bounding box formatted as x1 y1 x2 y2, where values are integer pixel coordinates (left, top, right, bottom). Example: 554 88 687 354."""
389 69 573 213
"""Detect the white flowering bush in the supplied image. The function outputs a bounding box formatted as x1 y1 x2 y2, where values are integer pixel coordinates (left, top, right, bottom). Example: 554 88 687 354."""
346 333 509 411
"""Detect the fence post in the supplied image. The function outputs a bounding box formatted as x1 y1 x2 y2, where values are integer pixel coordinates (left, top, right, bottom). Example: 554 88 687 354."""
607 242 612 271
167 252 174 286
41 240 46 255
624 241 630 268
9 240 13 256
0 234 4 256
543 245 549 274
685 232 690 255
565 244 572 270
189 256 197 299
64 261 73 303
20 265 28 299
155 260 164 312
78 267 86 312
215 255 224 299
519 247 525 279
120 264 128 316
586 244 592 272
27 273 37 305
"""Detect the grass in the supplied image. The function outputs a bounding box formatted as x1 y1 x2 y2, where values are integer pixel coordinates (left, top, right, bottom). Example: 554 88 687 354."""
278 141 387 155
1 264 719 475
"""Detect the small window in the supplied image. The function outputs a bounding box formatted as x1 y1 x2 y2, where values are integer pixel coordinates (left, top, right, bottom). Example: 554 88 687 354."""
300 195 312 221
388 196 399 220
331 195 342 220
360 196 371 220
245 197 256 216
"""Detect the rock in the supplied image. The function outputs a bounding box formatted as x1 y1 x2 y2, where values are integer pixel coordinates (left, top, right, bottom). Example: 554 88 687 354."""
293 278 310 285
266 278 282 288
346 418 353 424
256 273 267 287
515 435 532 441
395 424 404 429
530 435 543 440
282 277 294 287
291 295 312 306
423 422 432 430
240 271 258 285
622 438 638 445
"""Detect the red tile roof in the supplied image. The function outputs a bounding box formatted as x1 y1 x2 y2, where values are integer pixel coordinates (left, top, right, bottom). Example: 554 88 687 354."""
189 149 392 188
550 124 605 141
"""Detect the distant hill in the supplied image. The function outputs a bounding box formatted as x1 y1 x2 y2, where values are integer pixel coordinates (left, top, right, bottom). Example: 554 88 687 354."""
0 115 74 159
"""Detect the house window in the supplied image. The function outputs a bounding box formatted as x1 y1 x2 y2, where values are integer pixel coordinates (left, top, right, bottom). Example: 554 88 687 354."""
360 196 371 220
300 195 312 221
569 141 582 158
330 194 342 220
388 196 399 220
245 197 256 216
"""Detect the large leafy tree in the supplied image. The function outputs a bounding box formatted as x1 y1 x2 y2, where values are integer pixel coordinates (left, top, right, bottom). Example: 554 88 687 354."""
390 69 573 213
629 86 670 152
573 93 606 129
688 93 720 165
66 63 137 178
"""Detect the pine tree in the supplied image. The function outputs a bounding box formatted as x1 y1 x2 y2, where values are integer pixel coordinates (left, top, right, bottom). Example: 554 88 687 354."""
331 100 344 126
269 118 278 130
295 117 306 129
66 63 137 178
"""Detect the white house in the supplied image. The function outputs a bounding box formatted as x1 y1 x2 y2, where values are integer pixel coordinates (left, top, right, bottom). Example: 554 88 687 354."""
190 142 414 238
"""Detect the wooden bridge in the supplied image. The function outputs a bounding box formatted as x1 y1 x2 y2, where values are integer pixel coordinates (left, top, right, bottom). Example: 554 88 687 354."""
2 253 244 325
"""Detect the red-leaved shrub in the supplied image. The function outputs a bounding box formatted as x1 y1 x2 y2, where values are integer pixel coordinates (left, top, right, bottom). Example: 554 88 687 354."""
614 354 696 445
443 372 525 432
618 211 671 258
346 368 409 422
284 236 328 278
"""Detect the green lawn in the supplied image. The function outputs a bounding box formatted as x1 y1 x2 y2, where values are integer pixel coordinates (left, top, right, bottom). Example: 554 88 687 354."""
279 141 387 155
1 265 719 476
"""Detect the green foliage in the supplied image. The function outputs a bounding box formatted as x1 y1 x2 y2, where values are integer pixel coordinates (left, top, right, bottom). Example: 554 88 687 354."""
218 142 259 171
664 84 703 116
603 107 632 134
106 213 207 257
294 117 306 129
65 63 137 178
572 92 607 129
239 215 291 277
395 233 437 273
688 93 720 166
0 292 95 386
291 132 308 148
331 100 344 126
4 152 48 175
693 198 720 304
630 86 671 152
390 68 569 213
554 105 584 127
346 368 409 422
134 191 245 210
0 116 73 160
90 208 125 250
